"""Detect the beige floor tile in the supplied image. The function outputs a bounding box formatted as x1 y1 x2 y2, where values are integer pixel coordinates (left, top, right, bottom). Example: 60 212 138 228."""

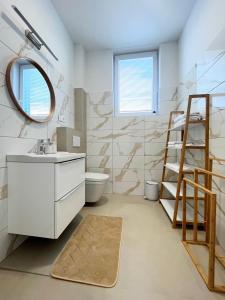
0 194 224 300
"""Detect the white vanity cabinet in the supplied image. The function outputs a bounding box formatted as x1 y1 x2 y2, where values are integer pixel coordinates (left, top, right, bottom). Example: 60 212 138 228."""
7 153 86 239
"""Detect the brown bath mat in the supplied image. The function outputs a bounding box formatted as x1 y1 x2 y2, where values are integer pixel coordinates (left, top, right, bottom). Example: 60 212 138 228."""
51 214 123 287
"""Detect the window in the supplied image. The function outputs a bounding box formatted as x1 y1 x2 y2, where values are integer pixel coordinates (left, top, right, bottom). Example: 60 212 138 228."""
19 65 50 118
114 51 158 116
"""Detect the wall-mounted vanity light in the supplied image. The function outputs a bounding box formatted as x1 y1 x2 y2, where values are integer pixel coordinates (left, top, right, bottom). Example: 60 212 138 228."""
12 5 59 61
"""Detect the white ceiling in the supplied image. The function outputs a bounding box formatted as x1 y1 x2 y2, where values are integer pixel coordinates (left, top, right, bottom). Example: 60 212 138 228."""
52 0 195 52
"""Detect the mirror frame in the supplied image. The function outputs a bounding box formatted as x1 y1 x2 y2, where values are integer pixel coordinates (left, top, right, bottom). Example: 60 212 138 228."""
6 57 56 123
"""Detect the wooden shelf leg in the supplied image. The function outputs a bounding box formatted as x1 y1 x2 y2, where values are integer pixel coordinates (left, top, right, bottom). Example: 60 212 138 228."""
193 169 199 241
206 158 213 243
182 180 187 241
208 194 216 290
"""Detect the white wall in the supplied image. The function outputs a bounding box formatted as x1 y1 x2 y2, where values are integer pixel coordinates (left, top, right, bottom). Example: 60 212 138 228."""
0 0 75 261
85 50 113 92
74 44 86 88
179 0 225 80
159 43 178 90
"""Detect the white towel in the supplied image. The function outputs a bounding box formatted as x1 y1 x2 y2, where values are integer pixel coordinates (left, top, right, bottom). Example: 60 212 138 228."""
173 112 203 124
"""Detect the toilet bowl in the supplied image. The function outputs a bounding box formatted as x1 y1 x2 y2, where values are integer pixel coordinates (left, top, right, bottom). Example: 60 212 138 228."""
85 172 109 203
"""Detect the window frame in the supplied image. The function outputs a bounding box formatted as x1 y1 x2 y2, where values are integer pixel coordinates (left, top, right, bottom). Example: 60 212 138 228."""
114 51 158 116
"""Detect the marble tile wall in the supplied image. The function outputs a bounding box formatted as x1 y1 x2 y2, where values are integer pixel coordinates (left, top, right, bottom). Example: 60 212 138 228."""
177 46 225 249
0 4 75 261
86 89 178 196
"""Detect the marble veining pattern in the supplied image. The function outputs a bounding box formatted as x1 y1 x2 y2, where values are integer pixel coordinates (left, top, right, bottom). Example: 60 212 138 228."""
87 117 112 130
87 142 112 156
86 88 177 196
113 168 144 182
113 142 143 156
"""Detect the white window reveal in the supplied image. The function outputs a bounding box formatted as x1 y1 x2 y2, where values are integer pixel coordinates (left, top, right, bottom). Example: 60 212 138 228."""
114 51 158 116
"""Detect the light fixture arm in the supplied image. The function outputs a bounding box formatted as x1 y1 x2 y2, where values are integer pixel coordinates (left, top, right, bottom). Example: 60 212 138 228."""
12 5 59 61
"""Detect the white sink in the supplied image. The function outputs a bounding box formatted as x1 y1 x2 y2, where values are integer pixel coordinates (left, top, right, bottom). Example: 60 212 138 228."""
7 152 86 163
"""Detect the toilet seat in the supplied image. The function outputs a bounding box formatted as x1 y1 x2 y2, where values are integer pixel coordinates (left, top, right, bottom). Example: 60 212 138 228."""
85 172 109 182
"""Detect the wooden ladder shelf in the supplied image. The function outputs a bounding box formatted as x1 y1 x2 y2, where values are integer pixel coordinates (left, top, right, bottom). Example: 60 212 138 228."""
182 157 225 293
159 94 210 227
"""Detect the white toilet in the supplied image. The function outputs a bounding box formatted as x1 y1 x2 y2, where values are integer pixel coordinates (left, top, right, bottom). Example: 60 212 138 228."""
85 172 109 203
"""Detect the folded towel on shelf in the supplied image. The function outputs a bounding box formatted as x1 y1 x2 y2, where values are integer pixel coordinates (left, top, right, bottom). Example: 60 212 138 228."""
168 142 196 149
173 118 202 129
173 112 203 124
189 114 203 121
168 141 183 145
168 141 196 146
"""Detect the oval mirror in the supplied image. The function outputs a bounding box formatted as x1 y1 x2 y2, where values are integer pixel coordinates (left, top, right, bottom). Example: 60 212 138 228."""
6 57 55 123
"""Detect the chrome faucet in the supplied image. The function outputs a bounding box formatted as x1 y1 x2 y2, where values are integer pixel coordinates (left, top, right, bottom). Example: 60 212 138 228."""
36 139 51 155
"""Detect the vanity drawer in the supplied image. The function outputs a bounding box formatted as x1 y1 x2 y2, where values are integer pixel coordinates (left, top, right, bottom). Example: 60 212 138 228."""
55 181 85 238
55 158 85 200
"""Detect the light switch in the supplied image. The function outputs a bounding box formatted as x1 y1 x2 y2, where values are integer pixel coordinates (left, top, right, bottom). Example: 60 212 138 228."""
73 136 80 147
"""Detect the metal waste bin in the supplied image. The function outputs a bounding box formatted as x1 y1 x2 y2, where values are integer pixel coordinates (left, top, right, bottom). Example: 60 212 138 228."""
144 181 159 201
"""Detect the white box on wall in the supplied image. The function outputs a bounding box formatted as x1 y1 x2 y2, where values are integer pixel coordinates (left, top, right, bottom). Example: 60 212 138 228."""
73 135 81 147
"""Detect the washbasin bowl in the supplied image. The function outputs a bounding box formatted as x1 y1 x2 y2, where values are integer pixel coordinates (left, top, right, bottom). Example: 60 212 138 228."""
7 152 86 163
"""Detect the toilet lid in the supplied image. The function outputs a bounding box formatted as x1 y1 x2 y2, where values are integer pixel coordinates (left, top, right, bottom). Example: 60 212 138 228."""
85 172 109 182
